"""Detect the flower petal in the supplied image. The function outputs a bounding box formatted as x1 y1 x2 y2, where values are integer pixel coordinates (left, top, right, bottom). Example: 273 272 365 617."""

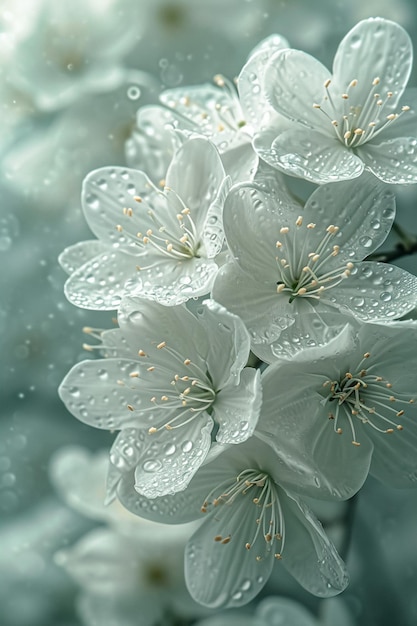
254 125 364 183
279 490 349 597
239 34 289 129
263 48 332 131
212 262 294 345
257 597 316 626
59 358 151 430
303 174 395 257
134 414 213 497
196 299 251 388
58 240 106 275
214 368 261 444
165 136 226 229
220 141 258 183
332 18 412 110
64 249 134 310
358 137 417 184
332 262 417 321
82 166 162 249
185 500 274 608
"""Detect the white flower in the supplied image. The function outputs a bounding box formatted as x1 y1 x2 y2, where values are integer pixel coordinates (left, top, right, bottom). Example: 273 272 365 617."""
60 136 229 309
126 35 289 184
253 18 417 184
117 437 348 609
51 446 200 626
213 173 417 362
59 298 261 498
9 0 143 111
256 321 417 499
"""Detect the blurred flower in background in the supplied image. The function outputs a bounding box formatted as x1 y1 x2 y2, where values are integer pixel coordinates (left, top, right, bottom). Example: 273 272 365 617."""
2 1 417 625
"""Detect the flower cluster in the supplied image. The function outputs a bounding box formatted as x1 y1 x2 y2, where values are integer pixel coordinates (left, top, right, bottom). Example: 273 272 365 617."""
59 17 417 613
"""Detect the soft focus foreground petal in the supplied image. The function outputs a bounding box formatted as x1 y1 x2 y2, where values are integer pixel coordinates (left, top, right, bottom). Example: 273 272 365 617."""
303 175 395 257
358 137 417 184
57 528 137 593
332 18 412 110
185 500 274 608
257 596 317 626
64 249 134 310
50 446 109 520
212 263 294 345
279 490 349 597
165 137 226 226
78 592 162 626
333 262 417 321
196 299 250 388
195 613 259 626
134 414 213 497
254 126 363 183
59 240 106 275
264 49 331 132
214 369 261 444
59 358 149 430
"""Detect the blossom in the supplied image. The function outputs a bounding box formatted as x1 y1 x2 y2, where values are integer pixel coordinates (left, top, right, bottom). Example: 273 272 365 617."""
9 0 143 111
117 437 348 609
59 298 261 498
256 321 417 499
60 136 229 309
50 446 202 626
126 35 289 184
212 173 417 362
253 18 417 184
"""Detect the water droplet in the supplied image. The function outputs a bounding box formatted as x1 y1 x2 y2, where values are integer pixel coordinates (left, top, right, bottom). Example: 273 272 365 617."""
164 444 176 456
359 236 373 248
127 85 141 100
181 440 193 452
143 459 163 472
380 292 392 302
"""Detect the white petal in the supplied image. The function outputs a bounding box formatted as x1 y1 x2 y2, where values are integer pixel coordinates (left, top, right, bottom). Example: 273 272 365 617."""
59 358 152 430
165 137 226 229
134 414 213 497
212 262 294 345
332 262 417 321
196 299 251 388
239 34 289 129
214 369 261 444
332 18 412 110
82 166 162 248
185 501 274 608
254 125 364 183
64 249 135 310
118 296 208 363
58 240 106 275
303 174 395 257
78 593 162 626
126 254 218 306
279 490 349 597
358 137 417 184
125 105 183 182
223 181 299 281
220 141 258 184
264 48 332 131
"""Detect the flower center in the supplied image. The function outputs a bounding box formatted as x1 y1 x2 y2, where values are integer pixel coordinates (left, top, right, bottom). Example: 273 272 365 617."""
322 351 413 446
115 189 203 267
313 77 410 149
201 469 285 562
136 340 216 433
275 216 353 303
